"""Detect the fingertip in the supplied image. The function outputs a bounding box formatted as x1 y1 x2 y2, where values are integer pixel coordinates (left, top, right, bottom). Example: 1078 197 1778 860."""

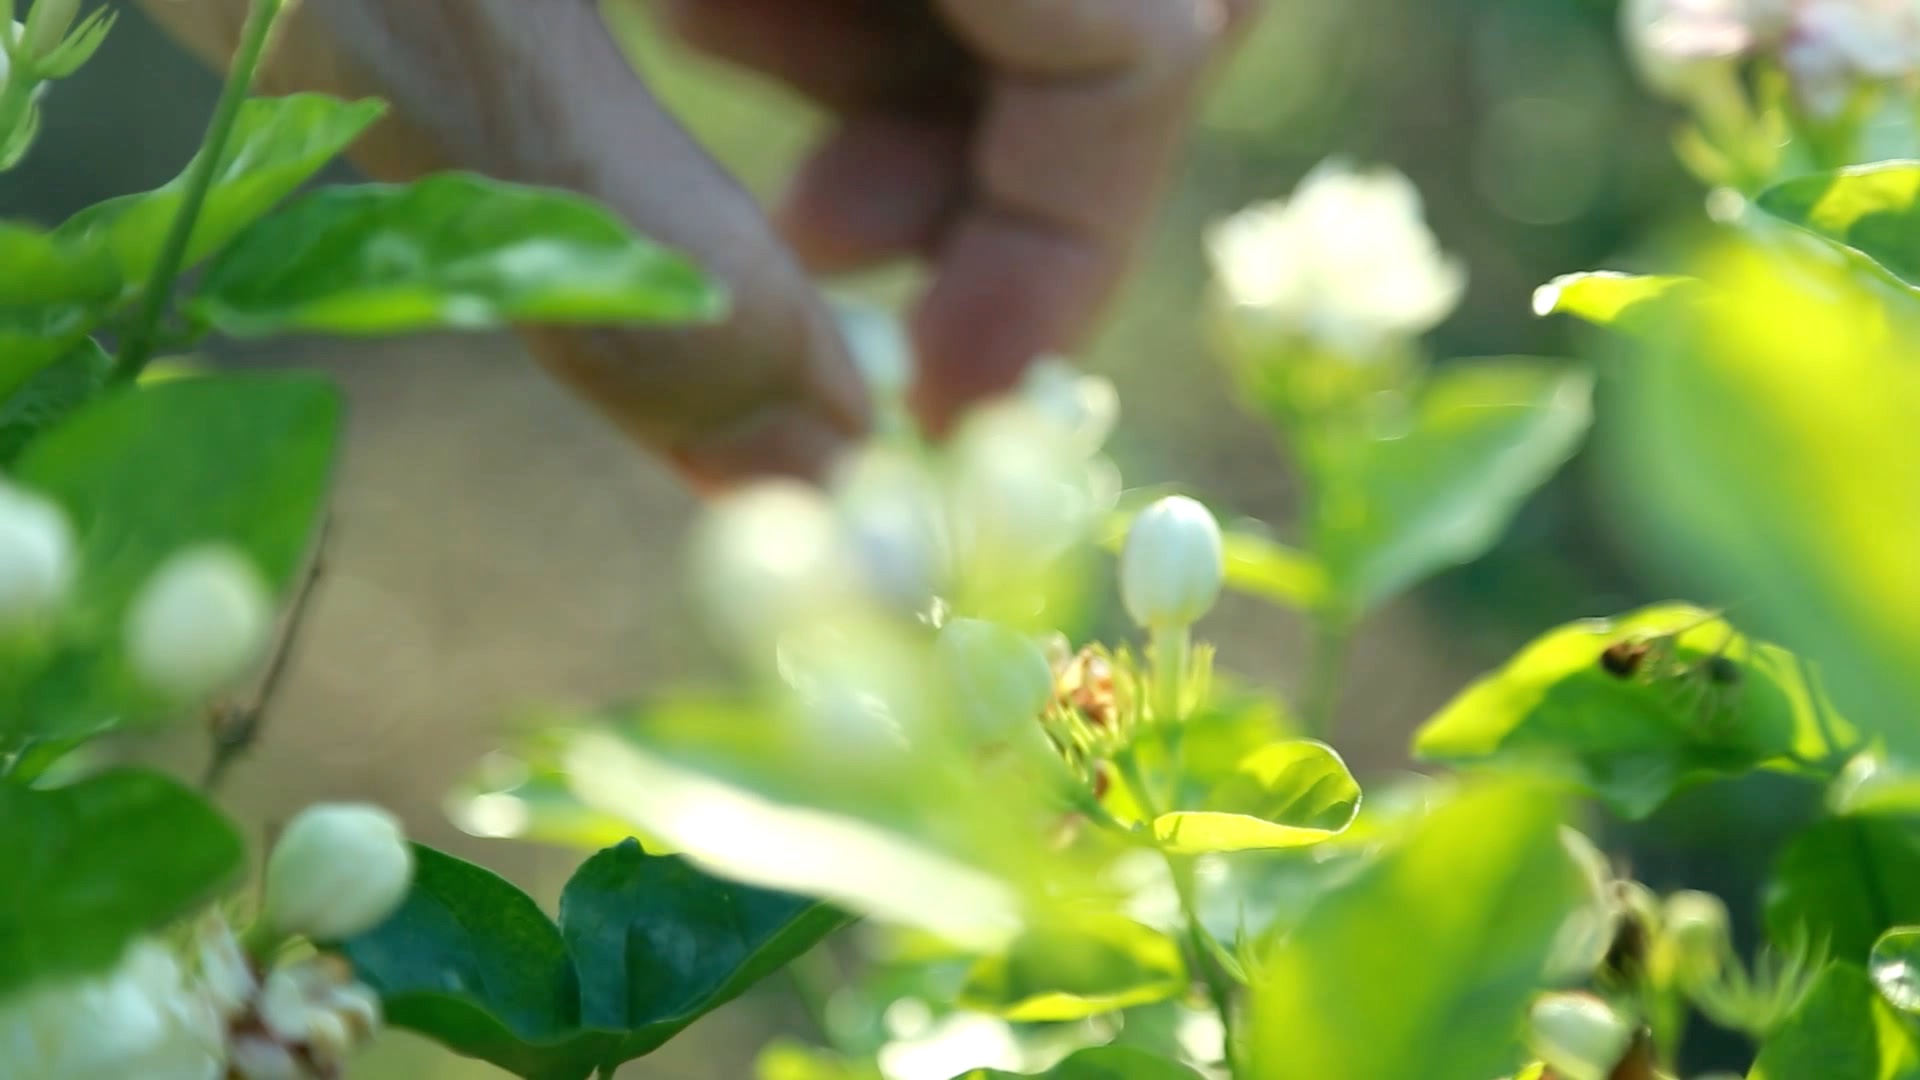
775 115 971 275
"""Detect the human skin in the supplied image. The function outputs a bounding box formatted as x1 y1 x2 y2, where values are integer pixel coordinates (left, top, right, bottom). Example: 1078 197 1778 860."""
133 0 1252 490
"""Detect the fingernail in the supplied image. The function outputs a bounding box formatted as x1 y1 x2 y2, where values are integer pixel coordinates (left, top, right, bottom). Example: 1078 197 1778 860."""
669 405 853 495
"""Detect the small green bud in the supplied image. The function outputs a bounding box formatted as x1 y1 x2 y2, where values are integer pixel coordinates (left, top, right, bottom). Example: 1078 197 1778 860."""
1664 889 1732 984
20 0 76 62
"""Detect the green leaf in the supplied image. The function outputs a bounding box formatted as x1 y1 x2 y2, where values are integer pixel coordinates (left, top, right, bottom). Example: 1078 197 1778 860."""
3 374 341 738
1833 754 1920 819
1414 604 1848 819
955 1046 1205 1079
958 916 1187 1022
1755 162 1920 289
1749 964 1920 1080
339 839 845 1080
1220 530 1329 611
56 95 386 286
758 1040 886 1080
1152 740 1361 854
191 173 724 336
1530 271 1700 332
0 768 244 1000
0 337 111 465
1767 818 1920 964
0 222 123 399
1247 779 1584 1080
1603 243 1920 759
1873 929 1920 1014
1313 359 1592 615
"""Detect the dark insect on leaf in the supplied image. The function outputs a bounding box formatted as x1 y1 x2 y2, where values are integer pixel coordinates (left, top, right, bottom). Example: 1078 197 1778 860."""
1599 640 1652 678
1705 655 1742 686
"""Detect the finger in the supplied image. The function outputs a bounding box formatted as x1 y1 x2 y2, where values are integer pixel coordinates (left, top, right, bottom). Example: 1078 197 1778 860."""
143 0 870 488
650 0 973 114
911 0 1235 431
775 114 971 274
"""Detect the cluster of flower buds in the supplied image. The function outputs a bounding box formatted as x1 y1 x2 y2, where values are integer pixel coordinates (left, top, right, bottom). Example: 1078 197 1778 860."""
0 476 274 704
0 802 411 1079
0 0 116 169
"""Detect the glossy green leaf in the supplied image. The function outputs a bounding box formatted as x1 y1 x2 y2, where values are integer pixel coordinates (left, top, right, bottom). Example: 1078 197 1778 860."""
339 839 845 1080
1220 530 1329 611
1755 162 1920 288
2 374 341 738
955 1046 1205 1080
1604 244 1920 758
1152 740 1361 854
1313 359 1592 615
1247 779 1584 1080
1766 818 1920 964
1414 604 1848 819
1873 929 1920 1014
0 222 122 398
0 337 110 465
0 768 244 1000
1833 754 1920 819
1530 271 1700 331
1749 964 1920 1080
56 95 386 285
192 173 724 336
959 916 1186 1021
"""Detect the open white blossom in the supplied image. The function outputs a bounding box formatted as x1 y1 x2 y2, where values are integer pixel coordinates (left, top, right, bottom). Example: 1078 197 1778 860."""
0 940 224 1080
1207 161 1466 357
0 479 75 628
1621 0 1757 100
1775 0 1920 117
125 545 272 700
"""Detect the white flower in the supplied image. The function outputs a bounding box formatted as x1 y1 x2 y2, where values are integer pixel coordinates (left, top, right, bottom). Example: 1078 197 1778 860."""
1621 0 1758 100
692 481 863 656
934 618 1056 746
125 545 272 700
1018 359 1120 455
946 400 1101 586
0 939 224 1080
0 479 74 628
1776 0 1920 118
263 803 413 942
1207 161 1466 357
1120 496 1225 631
830 446 950 614
1528 993 1633 1080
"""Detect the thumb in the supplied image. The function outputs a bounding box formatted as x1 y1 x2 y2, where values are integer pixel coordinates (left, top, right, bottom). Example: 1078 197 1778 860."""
138 0 869 489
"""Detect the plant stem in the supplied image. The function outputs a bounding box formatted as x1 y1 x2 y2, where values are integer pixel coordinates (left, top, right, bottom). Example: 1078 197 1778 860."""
111 0 285 386
1300 612 1352 741
1151 624 1191 724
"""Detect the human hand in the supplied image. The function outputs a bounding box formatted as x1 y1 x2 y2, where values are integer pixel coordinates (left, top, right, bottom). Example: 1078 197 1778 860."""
136 0 1251 488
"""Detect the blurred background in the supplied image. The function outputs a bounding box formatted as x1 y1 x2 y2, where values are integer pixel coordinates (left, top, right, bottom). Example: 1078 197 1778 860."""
0 0 1776 1074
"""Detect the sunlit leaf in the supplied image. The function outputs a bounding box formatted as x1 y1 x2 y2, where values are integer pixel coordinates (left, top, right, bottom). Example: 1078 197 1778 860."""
1152 740 1361 854
339 839 845 1080
954 1046 1205 1079
1414 604 1850 819
1749 964 1920 1079
0 768 243 1000
1219 530 1329 611
1766 818 1920 964
1832 754 1920 819
1755 162 1920 288
56 95 387 286
758 1040 886 1080
958 916 1186 1022
192 173 725 336
1604 243 1920 758
1313 358 1592 615
0 337 110 465
1247 779 1584 1080
1 375 340 738
1872 928 1920 1014
1531 271 1700 331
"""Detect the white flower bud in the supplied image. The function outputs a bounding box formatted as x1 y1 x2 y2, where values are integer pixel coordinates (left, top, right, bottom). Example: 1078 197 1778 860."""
1120 496 1224 630
0 939 224 1080
1527 993 1634 1080
263 803 413 942
935 618 1056 745
692 481 862 657
0 479 74 628
1664 889 1732 982
125 545 271 700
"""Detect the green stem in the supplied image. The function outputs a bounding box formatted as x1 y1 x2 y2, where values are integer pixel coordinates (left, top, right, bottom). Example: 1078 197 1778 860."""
0 72 36 148
1300 612 1352 741
110 0 286 385
1151 624 1192 724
